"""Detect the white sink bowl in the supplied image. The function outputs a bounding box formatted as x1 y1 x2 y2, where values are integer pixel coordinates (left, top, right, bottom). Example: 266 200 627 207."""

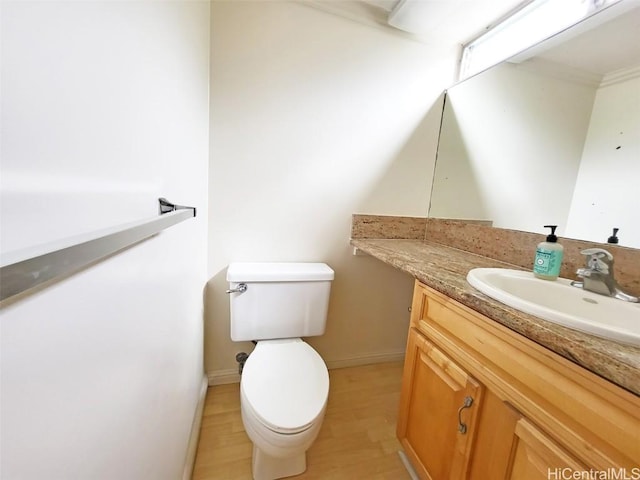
467 268 640 346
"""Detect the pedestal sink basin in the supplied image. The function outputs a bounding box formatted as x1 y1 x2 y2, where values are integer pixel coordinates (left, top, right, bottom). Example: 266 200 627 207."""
467 268 640 346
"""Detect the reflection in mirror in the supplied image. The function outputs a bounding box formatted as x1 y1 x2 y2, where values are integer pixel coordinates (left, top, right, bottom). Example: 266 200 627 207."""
429 2 640 248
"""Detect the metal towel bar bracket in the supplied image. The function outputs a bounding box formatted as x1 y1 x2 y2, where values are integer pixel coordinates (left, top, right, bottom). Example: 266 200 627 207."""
0 198 196 304
159 197 196 217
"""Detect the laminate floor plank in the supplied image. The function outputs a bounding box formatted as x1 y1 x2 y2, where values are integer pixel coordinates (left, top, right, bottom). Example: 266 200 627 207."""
192 361 411 480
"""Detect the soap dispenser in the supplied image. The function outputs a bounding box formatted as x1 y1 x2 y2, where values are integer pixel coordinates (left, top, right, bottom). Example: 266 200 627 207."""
533 225 564 280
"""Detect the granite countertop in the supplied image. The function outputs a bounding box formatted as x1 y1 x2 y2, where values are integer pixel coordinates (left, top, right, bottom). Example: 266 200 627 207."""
351 238 640 397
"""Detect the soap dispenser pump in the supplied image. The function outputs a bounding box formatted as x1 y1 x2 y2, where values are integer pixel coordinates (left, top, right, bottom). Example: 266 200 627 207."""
533 225 564 280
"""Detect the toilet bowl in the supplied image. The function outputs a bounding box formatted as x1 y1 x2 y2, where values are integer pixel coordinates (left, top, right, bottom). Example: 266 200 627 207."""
226 262 334 480
240 339 329 480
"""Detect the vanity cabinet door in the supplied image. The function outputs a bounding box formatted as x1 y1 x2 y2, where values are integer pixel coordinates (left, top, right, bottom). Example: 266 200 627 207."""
397 327 482 480
506 417 587 480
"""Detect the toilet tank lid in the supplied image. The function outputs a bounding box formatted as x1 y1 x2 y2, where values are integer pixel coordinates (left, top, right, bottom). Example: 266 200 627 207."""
227 262 334 282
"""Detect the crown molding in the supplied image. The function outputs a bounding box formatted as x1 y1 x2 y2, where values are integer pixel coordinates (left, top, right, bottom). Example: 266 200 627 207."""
600 64 640 88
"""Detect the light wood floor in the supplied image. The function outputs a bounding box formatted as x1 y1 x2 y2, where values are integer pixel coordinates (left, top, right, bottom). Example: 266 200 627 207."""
192 361 412 480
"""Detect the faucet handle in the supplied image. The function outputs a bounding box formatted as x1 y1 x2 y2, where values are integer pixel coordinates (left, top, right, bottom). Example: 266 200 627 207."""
580 248 613 273
580 248 613 260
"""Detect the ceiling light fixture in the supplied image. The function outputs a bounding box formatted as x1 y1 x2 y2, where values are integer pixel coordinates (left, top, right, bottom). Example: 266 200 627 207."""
460 0 621 80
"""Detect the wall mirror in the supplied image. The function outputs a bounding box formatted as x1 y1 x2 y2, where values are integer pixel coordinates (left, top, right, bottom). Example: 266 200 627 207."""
429 1 640 248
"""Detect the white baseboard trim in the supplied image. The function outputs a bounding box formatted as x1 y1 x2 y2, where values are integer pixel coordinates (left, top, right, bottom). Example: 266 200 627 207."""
182 374 209 480
207 351 405 386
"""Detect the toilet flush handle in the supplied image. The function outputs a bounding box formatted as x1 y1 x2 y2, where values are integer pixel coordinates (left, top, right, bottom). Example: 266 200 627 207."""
226 283 247 294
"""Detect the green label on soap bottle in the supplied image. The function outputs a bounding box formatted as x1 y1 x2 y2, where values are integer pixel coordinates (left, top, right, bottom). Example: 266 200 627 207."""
533 248 561 276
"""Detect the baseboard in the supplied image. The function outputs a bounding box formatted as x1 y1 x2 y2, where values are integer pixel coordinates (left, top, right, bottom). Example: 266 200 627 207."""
182 374 209 480
324 351 405 370
208 368 240 386
207 351 405 386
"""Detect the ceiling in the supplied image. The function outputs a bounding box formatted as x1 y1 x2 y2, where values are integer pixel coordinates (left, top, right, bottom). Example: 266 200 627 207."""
303 0 526 45
533 4 640 76
304 0 640 77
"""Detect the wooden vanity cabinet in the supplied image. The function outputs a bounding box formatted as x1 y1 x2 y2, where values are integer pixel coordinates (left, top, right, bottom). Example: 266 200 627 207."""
507 417 587 480
397 280 640 480
396 327 482 479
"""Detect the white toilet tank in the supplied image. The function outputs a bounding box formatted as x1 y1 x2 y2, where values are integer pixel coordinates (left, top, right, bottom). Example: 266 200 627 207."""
227 262 334 342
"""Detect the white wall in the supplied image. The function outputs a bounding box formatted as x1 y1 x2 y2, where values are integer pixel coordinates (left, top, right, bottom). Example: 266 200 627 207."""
566 73 640 247
430 62 597 236
0 2 210 479
206 1 456 380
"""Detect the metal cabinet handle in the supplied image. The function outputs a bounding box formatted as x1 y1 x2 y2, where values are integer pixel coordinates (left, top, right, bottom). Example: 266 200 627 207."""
457 396 474 434
226 283 247 294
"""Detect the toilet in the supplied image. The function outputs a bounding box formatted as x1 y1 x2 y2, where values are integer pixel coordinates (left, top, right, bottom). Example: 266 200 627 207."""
226 262 334 480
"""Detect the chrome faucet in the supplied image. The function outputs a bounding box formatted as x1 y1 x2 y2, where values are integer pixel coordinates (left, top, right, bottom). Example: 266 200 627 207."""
571 248 639 302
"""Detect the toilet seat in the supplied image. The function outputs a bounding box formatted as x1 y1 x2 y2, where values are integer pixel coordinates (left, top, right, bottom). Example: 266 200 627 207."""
241 339 329 434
